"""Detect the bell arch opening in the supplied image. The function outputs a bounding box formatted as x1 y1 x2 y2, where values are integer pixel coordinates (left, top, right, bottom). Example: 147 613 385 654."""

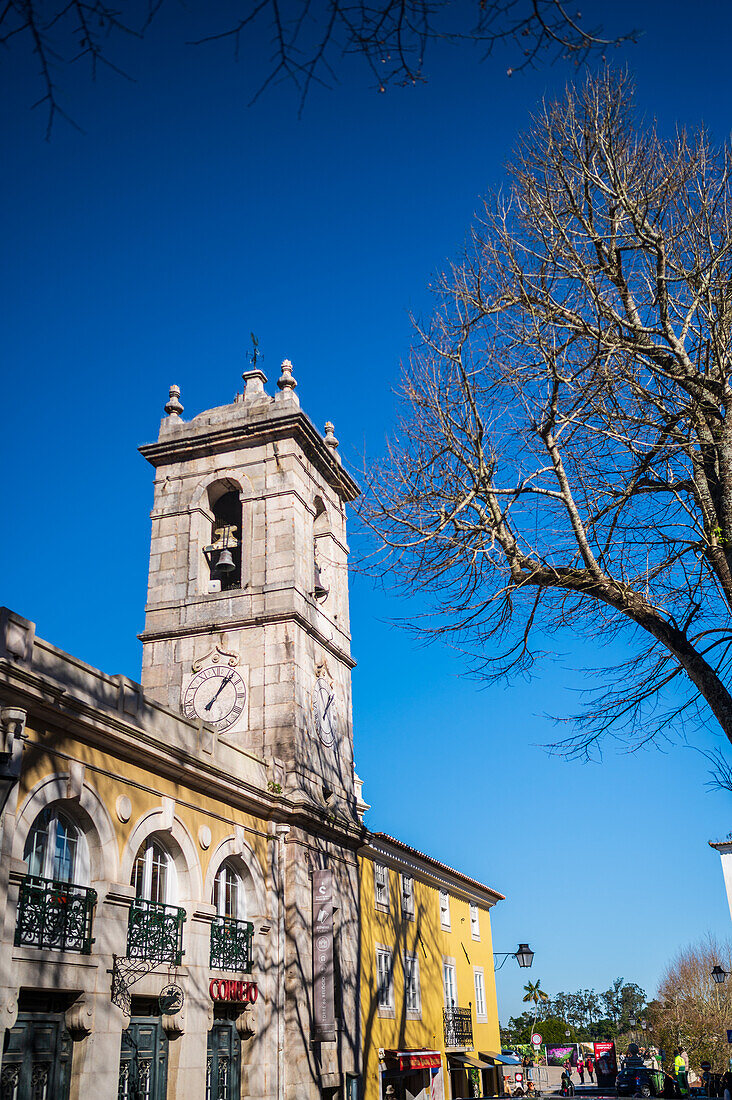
205 484 243 592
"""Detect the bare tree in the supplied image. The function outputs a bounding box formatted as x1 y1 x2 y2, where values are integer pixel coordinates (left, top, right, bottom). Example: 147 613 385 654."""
2 1 635 137
362 70 732 759
651 937 732 1072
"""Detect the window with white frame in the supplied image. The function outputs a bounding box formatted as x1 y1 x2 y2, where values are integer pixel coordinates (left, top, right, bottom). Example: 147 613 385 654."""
401 874 414 917
376 946 394 1009
470 902 480 940
131 837 174 906
213 859 246 920
474 968 487 1019
25 806 88 884
439 889 451 929
374 862 389 909
404 952 421 1014
443 960 457 1007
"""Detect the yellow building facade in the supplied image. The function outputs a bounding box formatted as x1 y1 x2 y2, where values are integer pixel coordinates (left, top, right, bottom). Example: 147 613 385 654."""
359 833 504 1100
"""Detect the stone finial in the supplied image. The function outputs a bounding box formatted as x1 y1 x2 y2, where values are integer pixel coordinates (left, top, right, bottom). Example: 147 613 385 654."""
324 421 339 455
164 385 183 418
277 359 297 392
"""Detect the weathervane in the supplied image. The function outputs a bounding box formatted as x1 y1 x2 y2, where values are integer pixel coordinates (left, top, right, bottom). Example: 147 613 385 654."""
248 332 261 369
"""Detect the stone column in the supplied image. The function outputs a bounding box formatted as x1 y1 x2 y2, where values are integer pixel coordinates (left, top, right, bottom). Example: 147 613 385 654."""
164 903 214 1100
66 883 135 1100
0 705 26 1063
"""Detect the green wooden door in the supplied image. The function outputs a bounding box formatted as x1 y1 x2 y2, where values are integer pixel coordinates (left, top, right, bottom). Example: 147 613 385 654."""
206 1020 240 1100
0 1012 72 1100
118 1018 168 1100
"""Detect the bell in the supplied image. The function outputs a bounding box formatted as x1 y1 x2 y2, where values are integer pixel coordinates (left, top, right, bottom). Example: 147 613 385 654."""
216 548 236 574
313 562 329 601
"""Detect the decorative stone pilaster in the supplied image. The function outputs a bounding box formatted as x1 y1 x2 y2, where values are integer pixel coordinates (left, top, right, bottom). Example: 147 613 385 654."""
242 369 269 404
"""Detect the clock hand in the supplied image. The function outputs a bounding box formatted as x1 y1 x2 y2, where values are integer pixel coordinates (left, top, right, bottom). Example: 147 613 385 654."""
322 694 334 720
204 672 233 711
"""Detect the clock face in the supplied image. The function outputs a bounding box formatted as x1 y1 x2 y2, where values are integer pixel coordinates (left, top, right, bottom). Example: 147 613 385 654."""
313 676 338 747
182 666 247 732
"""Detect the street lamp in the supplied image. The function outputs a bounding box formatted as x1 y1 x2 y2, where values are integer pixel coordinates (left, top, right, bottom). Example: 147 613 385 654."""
516 944 535 968
712 965 728 985
565 1029 571 1039
494 943 535 971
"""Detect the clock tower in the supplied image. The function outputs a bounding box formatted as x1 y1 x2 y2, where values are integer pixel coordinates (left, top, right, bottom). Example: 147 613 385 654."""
138 361 360 809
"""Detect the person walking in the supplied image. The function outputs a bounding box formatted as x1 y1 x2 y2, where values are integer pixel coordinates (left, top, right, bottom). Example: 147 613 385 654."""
577 1058 585 1085
586 1056 594 1084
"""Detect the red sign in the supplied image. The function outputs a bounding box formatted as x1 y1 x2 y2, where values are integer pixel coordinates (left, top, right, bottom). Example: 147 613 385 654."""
209 979 258 1003
593 1042 617 1082
398 1053 442 1071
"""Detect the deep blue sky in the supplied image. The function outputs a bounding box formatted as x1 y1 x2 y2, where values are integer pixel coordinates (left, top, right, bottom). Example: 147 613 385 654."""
3 0 732 1019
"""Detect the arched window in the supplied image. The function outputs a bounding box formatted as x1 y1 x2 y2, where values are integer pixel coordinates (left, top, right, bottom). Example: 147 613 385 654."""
211 859 252 972
205 489 242 591
213 859 246 920
313 496 330 601
131 838 174 906
24 806 85 884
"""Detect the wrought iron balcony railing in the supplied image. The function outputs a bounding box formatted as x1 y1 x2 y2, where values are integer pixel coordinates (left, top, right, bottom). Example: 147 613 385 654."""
210 915 254 972
126 898 185 965
444 1005 474 1048
15 875 97 954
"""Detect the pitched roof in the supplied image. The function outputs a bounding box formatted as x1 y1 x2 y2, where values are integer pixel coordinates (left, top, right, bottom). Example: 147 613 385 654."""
371 831 505 901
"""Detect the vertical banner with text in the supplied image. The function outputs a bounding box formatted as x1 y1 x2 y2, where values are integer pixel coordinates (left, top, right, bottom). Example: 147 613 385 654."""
312 869 335 1042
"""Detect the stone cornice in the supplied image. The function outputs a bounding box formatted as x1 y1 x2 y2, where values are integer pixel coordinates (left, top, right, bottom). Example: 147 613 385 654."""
139 409 360 503
138 605 357 670
362 832 504 908
0 658 362 847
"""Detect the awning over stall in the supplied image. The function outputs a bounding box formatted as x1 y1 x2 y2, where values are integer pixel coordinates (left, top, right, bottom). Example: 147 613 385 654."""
384 1050 442 1072
483 1051 521 1065
448 1053 493 1071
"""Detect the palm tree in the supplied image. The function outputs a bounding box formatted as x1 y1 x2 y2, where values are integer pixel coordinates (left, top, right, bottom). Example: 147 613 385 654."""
523 980 550 1035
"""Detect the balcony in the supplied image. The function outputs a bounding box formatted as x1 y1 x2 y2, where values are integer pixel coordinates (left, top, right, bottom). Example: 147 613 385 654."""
15 875 97 954
444 1005 474 1048
126 898 185 965
210 915 254 972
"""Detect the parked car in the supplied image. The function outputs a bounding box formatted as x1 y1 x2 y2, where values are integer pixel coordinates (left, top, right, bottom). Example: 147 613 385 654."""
616 1062 668 1097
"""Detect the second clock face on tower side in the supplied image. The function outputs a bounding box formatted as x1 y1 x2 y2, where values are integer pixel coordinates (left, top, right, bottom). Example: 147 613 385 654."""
313 676 338 747
182 666 247 732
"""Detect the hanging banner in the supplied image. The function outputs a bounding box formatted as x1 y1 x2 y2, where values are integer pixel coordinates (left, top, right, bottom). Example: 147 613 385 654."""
312 869 335 1042
593 1042 617 1086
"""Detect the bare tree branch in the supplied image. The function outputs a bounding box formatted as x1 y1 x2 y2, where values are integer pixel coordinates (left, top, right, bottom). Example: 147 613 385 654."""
2 1 637 135
360 70 732 763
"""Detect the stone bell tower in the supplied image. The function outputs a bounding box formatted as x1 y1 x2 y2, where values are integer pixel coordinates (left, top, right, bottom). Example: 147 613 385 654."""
138 361 360 808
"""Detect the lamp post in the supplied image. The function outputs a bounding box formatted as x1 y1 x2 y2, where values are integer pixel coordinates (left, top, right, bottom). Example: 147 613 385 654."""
494 944 535 971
